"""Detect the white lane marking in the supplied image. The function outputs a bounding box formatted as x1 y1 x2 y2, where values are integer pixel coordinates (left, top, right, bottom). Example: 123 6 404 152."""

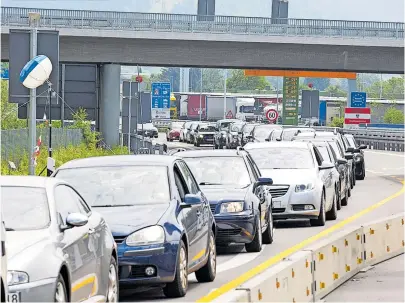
365 170 393 176
216 245 267 274
365 150 405 157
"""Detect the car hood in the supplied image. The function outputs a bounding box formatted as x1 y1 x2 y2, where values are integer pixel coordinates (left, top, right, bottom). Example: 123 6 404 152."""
260 168 317 184
7 229 50 260
93 204 169 236
200 186 247 203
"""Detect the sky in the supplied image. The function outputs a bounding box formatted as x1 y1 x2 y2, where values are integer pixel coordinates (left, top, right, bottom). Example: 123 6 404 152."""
3 0 404 22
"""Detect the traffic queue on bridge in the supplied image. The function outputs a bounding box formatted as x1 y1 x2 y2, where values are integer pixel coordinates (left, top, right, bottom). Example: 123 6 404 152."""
1 121 367 302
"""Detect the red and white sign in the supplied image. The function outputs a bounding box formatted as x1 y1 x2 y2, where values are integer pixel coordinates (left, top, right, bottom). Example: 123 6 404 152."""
226 110 234 119
266 109 278 122
344 107 371 124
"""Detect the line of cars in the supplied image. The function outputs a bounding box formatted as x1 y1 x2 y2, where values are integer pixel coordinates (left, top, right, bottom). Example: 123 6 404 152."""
1 123 367 302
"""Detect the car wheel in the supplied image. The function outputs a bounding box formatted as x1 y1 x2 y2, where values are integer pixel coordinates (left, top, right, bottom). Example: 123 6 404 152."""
352 171 356 186
245 216 262 252
341 187 349 206
214 142 218 149
106 257 119 302
348 186 351 197
326 189 338 221
310 192 326 226
196 142 200 147
163 241 188 298
262 207 274 244
357 163 365 180
195 230 216 282
55 274 68 303
336 184 342 211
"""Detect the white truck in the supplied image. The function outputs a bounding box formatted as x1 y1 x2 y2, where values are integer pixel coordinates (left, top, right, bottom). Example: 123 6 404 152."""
235 98 256 121
206 96 237 121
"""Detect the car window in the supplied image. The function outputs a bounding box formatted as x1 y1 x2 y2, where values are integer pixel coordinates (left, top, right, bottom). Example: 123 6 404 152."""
243 124 256 134
345 136 357 148
245 155 260 180
327 143 338 161
342 135 352 150
329 141 343 158
253 126 274 140
184 156 251 188
247 147 315 169
313 147 324 165
173 166 188 202
55 166 170 206
54 185 84 225
177 161 199 194
1 186 50 231
281 129 299 141
316 145 332 162
336 140 345 156
270 129 283 140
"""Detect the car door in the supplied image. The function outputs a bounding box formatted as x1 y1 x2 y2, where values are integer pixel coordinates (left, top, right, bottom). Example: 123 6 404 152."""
173 163 199 270
54 185 97 302
177 161 209 267
313 147 333 209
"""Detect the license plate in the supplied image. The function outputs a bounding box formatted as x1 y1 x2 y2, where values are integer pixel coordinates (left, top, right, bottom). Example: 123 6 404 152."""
8 292 21 303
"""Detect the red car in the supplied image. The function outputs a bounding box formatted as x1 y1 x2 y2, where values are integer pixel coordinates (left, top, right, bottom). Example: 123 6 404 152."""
166 121 185 141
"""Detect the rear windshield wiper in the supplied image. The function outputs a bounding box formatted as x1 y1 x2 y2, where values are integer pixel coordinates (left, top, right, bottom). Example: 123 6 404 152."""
5 227 15 231
199 182 222 185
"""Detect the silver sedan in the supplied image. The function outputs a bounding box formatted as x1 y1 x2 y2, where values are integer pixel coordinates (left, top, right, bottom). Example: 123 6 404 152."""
1 176 118 302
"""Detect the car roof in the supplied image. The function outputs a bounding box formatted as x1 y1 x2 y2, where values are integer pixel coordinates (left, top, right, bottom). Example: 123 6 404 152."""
314 131 336 136
218 119 239 122
244 141 312 150
0 175 59 188
175 149 244 158
57 155 179 170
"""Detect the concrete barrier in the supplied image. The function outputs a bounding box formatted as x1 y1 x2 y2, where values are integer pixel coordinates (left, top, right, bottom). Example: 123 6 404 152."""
213 213 404 302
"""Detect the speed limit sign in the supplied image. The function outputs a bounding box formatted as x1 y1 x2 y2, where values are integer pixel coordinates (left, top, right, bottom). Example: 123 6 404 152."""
266 109 278 122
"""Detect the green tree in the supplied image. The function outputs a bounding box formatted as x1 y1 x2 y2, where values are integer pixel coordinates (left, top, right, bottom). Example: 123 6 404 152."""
325 85 346 97
70 107 100 148
227 70 269 92
329 117 344 127
365 76 404 100
303 78 330 91
1 80 27 129
383 107 404 124
189 68 224 92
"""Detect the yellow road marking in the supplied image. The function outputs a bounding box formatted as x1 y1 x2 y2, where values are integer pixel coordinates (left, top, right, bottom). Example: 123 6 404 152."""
197 181 405 302
72 275 96 293
192 248 206 261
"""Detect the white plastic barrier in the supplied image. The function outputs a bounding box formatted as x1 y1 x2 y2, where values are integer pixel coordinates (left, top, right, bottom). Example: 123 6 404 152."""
212 213 404 303
363 213 404 266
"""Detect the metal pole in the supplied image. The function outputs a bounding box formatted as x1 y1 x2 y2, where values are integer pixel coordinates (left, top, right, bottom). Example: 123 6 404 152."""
379 73 383 99
128 84 132 153
61 64 65 128
46 83 53 177
223 69 227 119
276 77 279 125
309 94 312 127
199 68 203 121
28 28 37 176
137 66 144 147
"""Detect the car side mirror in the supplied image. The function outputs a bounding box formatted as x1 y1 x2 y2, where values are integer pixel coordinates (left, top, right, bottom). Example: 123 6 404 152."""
319 161 335 170
246 135 253 139
253 177 273 192
265 138 269 141
337 158 348 165
359 144 367 150
344 153 354 160
62 213 88 231
346 147 354 153
181 194 202 209
353 148 360 153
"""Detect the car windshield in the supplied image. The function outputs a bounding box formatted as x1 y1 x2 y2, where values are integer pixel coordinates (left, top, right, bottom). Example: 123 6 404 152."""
240 105 255 113
271 129 283 140
199 125 216 132
345 136 357 148
171 122 184 129
248 147 315 169
184 157 251 188
1 186 50 231
243 124 256 134
316 145 331 162
55 166 170 206
254 126 276 140
219 122 233 129
281 129 299 141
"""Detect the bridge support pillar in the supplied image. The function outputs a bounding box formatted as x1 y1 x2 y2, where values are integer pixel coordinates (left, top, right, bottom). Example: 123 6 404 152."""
100 64 121 147
347 79 357 107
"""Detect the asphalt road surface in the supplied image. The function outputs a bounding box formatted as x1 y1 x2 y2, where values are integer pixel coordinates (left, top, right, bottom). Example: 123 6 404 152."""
121 135 404 302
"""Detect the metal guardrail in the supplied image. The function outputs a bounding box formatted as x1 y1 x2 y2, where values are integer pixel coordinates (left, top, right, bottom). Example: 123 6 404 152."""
2 7 404 39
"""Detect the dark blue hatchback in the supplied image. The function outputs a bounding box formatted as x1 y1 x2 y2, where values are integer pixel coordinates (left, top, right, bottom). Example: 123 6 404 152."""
176 149 275 253
53 155 217 298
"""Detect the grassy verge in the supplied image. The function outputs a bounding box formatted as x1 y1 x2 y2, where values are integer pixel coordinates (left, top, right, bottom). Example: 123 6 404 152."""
2 144 130 176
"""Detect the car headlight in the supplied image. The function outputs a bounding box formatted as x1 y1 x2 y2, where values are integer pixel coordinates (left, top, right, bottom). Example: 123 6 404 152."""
220 202 244 213
8 271 29 286
126 225 165 246
295 183 314 192
199 134 203 138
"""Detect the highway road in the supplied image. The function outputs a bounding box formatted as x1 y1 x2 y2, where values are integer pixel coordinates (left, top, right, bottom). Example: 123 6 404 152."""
121 134 404 302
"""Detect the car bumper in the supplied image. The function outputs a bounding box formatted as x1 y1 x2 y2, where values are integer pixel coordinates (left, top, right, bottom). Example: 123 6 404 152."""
197 137 214 144
8 277 56 302
272 190 320 220
214 212 257 244
169 135 180 140
117 242 178 286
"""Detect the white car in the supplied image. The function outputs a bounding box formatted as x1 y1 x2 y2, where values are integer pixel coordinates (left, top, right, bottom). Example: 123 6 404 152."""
1 217 7 303
244 141 339 226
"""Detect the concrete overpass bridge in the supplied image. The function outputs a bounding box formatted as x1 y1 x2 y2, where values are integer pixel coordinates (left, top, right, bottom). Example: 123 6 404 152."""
1 7 404 73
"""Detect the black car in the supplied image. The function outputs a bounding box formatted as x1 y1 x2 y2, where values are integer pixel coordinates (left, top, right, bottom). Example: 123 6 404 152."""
344 134 367 180
194 123 216 146
176 149 275 252
53 155 217 298
214 119 239 149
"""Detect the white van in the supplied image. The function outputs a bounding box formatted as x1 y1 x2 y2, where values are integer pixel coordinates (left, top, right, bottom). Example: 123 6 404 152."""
1 218 7 303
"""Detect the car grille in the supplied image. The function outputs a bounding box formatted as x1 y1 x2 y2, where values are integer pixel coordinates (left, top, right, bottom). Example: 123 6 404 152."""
113 236 126 244
210 204 217 214
272 208 286 213
217 228 242 238
269 186 290 198
203 134 214 139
